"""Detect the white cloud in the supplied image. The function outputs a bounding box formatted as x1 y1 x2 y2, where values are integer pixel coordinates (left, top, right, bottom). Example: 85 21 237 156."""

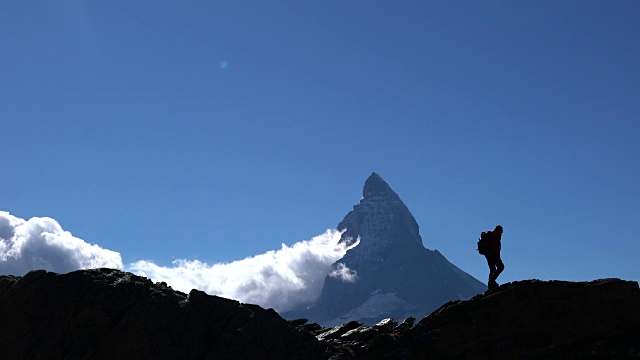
129 230 359 312
0 210 361 313
0 211 124 275
329 262 359 283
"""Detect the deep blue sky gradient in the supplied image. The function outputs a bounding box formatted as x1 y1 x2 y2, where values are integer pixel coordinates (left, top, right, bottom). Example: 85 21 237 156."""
2 1 639 284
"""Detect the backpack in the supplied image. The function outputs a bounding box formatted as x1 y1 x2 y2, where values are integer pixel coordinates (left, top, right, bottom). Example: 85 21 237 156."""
477 231 491 255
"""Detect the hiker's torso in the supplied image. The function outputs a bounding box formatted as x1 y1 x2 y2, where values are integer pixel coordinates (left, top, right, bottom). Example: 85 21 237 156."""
487 231 501 256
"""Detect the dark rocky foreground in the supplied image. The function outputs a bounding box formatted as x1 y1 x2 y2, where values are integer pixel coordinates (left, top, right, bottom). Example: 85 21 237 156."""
300 278 640 359
0 269 326 360
1 269 639 359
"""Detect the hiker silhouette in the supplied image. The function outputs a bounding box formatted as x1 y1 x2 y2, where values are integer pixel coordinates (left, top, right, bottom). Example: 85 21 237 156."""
483 225 504 289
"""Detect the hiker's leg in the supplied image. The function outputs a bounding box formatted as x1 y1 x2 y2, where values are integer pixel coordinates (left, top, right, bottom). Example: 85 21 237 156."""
484 255 493 282
494 258 505 280
486 256 497 282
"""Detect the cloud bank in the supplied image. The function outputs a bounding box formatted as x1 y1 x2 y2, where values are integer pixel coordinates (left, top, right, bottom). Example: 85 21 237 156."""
0 211 123 275
129 230 359 312
0 210 359 313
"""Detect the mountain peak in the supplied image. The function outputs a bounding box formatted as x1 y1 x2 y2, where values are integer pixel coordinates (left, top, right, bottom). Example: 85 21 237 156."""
363 172 398 199
283 173 486 326
340 172 420 251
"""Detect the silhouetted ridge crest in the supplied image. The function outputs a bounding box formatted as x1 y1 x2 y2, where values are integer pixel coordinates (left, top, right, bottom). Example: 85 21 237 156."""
291 278 640 359
2 270 638 359
0 269 327 359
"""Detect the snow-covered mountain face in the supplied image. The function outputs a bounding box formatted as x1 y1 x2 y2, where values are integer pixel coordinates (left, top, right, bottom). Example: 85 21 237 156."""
282 173 486 326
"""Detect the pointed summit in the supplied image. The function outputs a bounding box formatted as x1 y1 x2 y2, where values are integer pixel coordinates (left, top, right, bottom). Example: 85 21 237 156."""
362 172 399 200
338 172 422 251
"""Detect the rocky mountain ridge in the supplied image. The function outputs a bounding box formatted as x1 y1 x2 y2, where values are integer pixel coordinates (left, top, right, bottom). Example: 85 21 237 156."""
0 268 326 360
298 277 640 359
1 269 639 359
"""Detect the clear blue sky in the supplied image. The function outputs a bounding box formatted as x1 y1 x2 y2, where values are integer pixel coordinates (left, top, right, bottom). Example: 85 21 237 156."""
2 1 639 287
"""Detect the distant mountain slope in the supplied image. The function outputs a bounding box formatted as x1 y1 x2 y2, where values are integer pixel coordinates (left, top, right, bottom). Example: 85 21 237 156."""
283 173 486 326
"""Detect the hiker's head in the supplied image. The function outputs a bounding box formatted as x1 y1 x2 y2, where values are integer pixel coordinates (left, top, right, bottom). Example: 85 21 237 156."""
494 225 503 234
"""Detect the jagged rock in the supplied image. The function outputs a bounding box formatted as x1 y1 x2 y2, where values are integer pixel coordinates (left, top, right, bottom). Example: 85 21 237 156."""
317 321 362 341
341 325 379 342
373 318 398 332
290 318 309 326
395 317 415 332
0 269 327 360
302 322 326 334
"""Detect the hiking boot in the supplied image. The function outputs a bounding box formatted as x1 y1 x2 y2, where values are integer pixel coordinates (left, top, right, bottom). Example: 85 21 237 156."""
488 280 499 289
